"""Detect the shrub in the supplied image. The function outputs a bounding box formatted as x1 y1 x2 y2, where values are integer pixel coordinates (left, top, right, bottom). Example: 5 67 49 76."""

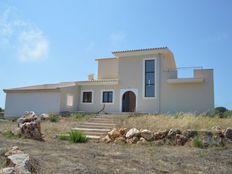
224 110 232 118
192 136 203 148
214 107 228 118
0 107 4 112
49 115 59 122
69 130 87 143
58 133 70 141
2 130 16 138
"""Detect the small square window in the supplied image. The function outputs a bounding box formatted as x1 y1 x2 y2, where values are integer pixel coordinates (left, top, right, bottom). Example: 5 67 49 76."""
67 95 73 107
102 91 113 103
82 92 92 103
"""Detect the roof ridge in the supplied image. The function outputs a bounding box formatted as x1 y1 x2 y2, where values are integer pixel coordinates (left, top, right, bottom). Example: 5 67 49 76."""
112 47 168 54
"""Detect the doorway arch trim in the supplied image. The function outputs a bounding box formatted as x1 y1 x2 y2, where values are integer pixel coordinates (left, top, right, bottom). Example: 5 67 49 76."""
120 89 138 112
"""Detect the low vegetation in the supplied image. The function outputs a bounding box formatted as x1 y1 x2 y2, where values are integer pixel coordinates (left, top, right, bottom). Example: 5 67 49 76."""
49 114 60 122
71 112 95 120
69 130 88 143
1 130 17 138
119 112 232 131
58 131 88 143
192 136 204 148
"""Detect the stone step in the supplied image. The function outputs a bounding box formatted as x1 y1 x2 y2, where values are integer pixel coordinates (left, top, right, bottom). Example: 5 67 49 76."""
77 125 114 129
87 135 100 139
57 134 100 139
80 122 116 126
72 127 111 132
89 120 115 124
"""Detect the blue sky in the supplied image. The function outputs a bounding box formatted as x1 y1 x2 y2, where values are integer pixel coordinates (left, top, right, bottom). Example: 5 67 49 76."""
0 0 232 109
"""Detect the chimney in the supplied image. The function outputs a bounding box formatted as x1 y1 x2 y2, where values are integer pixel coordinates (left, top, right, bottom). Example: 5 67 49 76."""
88 74 94 81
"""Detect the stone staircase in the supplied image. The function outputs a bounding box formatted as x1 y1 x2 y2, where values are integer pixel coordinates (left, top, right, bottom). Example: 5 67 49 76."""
71 115 117 139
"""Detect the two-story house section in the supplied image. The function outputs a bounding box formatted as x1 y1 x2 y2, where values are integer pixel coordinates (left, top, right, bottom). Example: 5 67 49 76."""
3 47 214 118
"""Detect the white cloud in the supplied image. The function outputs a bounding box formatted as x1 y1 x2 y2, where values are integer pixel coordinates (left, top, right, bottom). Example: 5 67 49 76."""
18 30 48 62
0 7 49 62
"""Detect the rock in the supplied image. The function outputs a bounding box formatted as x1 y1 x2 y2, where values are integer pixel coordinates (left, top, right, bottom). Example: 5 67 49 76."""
119 128 127 136
6 153 29 167
154 130 169 140
126 136 139 144
212 126 222 132
137 137 148 144
5 146 24 157
154 139 165 146
108 128 121 140
114 137 126 144
183 129 198 139
16 112 43 141
176 134 188 146
39 113 49 120
101 135 111 143
167 128 181 138
140 129 154 141
4 147 39 174
224 128 232 139
125 128 140 139
0 167 15 174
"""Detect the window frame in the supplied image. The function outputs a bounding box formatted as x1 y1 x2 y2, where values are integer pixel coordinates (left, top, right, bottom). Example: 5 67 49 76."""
101 90 114 104
81 90 94 104
143 58 157 99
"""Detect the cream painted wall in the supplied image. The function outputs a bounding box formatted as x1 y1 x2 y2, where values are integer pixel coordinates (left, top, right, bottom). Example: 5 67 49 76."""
159 54 214 113
118 54 161 113
4 91 61 118
97 58 118 79
78 85 119 113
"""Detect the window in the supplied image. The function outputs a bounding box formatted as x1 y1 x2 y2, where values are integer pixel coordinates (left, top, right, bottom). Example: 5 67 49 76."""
66 95 74 107
145 59 155 97
102 91 113 103
82 92 92 103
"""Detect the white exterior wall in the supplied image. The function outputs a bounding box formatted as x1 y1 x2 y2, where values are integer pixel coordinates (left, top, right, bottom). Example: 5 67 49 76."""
78 85 119 113
60 86 79 112
4 91 61 118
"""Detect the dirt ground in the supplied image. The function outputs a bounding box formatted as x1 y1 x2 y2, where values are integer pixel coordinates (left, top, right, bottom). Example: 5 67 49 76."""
1 135 232 174
0 116 232 174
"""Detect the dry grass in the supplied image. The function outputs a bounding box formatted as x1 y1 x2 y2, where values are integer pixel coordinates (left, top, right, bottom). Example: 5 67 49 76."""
119 113 232 131
0 116 94 141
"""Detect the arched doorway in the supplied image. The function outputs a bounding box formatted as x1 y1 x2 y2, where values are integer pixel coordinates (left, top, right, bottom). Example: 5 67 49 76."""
122 91 136 112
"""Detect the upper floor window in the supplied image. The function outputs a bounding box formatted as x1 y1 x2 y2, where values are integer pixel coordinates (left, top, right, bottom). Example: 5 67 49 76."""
102 91 113 103
82 91 92 103
145 59 155 97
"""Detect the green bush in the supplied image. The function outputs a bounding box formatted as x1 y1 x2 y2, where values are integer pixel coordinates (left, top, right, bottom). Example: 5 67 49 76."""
58 133 70 141
69 130 87 143
224 110 232 118
214 107 228 118
49 115 59 122
192 136 203 148
2 130 16 138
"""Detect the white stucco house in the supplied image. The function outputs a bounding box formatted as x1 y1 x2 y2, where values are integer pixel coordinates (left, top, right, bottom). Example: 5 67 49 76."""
3 47 214 118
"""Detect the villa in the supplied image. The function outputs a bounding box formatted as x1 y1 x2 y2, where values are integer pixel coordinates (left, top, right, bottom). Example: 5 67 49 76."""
3 47 214 118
